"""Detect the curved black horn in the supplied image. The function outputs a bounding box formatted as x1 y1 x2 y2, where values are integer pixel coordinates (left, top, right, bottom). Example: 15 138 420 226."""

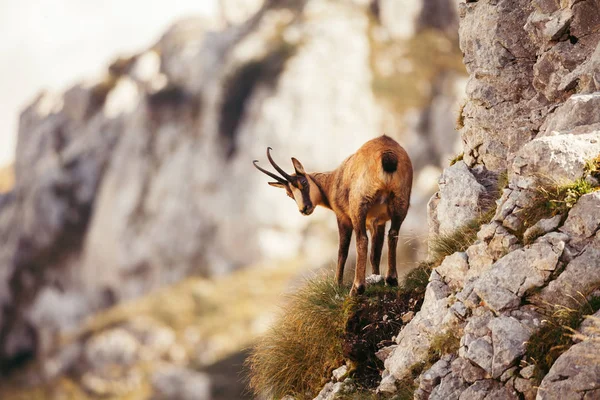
253 160 288 184
267 147 294 181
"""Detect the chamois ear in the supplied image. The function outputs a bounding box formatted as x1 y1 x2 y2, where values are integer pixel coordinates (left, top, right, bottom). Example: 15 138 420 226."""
268 182 287 189
291 157 306 175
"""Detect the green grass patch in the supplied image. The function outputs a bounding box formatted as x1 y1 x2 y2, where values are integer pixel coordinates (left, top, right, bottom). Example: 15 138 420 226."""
525 295 600 382
449 153 464 166
513 178 598 241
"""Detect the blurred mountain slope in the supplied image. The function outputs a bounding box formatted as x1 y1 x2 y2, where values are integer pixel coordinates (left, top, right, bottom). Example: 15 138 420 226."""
0 0 464 377
0 258 308 399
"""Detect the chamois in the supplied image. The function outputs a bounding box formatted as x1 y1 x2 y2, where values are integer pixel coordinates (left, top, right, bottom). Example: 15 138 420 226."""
253 135 413 296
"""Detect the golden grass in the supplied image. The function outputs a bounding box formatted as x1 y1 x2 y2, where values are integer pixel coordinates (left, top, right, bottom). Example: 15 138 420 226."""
246 272 426 399
247 277 349 399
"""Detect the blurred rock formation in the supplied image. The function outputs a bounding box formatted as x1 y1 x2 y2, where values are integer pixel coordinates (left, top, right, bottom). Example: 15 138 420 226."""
0 0 464 375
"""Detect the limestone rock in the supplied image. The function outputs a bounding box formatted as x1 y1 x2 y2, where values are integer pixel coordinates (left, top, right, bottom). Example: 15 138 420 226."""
84 328 141 370
537 339 600 400
451 357 487 384
541 92 600 136
383 278 454 382
313 379 356 400
488 317 531 379
332 365 348 382
523 215 562 244
474 235 564 312
465 338 493 375
437 252 469 290
420 356 453 394
432 162 486 236
459 379 506 400
539 238 600 308
512 133 600 183
561 192 600 239
429 371 468 400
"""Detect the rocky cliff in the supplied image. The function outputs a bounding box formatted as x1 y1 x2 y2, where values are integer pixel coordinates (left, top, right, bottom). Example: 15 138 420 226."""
363 0 600 399
0 0 465 382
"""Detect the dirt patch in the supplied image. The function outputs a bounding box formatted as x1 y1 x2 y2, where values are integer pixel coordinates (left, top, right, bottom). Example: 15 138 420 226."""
342 286 424 389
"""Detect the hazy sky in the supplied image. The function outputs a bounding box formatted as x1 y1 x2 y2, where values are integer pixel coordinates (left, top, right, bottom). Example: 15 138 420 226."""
0 0 218 167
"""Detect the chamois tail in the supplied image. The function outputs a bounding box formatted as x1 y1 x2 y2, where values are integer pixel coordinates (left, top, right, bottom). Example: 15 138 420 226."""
381 151 398 173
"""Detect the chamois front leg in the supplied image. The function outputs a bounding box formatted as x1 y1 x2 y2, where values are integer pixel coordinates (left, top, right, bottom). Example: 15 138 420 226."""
336 219 352 286
350 220 369 296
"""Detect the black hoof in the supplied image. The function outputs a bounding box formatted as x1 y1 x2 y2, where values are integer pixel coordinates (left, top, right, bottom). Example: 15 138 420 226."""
385 276 398 287
350 284 365 296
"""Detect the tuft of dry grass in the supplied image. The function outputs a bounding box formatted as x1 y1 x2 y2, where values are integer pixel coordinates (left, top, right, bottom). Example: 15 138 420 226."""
0 164 14 193
428 207 496 269
246 277 349 399
246 272 427 399
525 294 600 382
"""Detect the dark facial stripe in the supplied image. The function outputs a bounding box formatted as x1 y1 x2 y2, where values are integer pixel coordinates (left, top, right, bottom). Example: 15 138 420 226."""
302 185 312 209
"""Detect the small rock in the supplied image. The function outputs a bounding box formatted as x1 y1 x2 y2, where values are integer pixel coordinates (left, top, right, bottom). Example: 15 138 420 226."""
436 162 487 236
429 371 468 400
151 366 211 400
488 317 531 379
514 377 536 400
377 373 398 394
451 357 487 383
376 345 397 362
366 274 383 285
519 365 536 379
437 252 469 290
450 301 469 319
332 365 348 382
465 243 495 280
523 215 562 243
500 366 517 382
84 328 140 371
560 191 600 239
401 311 415 324
502 214 521 232
465 338 493 374
459 379 499 400
314 379 356 400
420 357 452 393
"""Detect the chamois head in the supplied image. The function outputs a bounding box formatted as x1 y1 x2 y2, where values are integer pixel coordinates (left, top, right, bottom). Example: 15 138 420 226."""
253 147 318 216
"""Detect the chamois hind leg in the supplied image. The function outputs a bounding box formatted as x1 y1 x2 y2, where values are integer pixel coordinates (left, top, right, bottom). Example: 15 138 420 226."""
369 223 385 276
387 204 408 287
350 204 370 296
336 218 353 286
